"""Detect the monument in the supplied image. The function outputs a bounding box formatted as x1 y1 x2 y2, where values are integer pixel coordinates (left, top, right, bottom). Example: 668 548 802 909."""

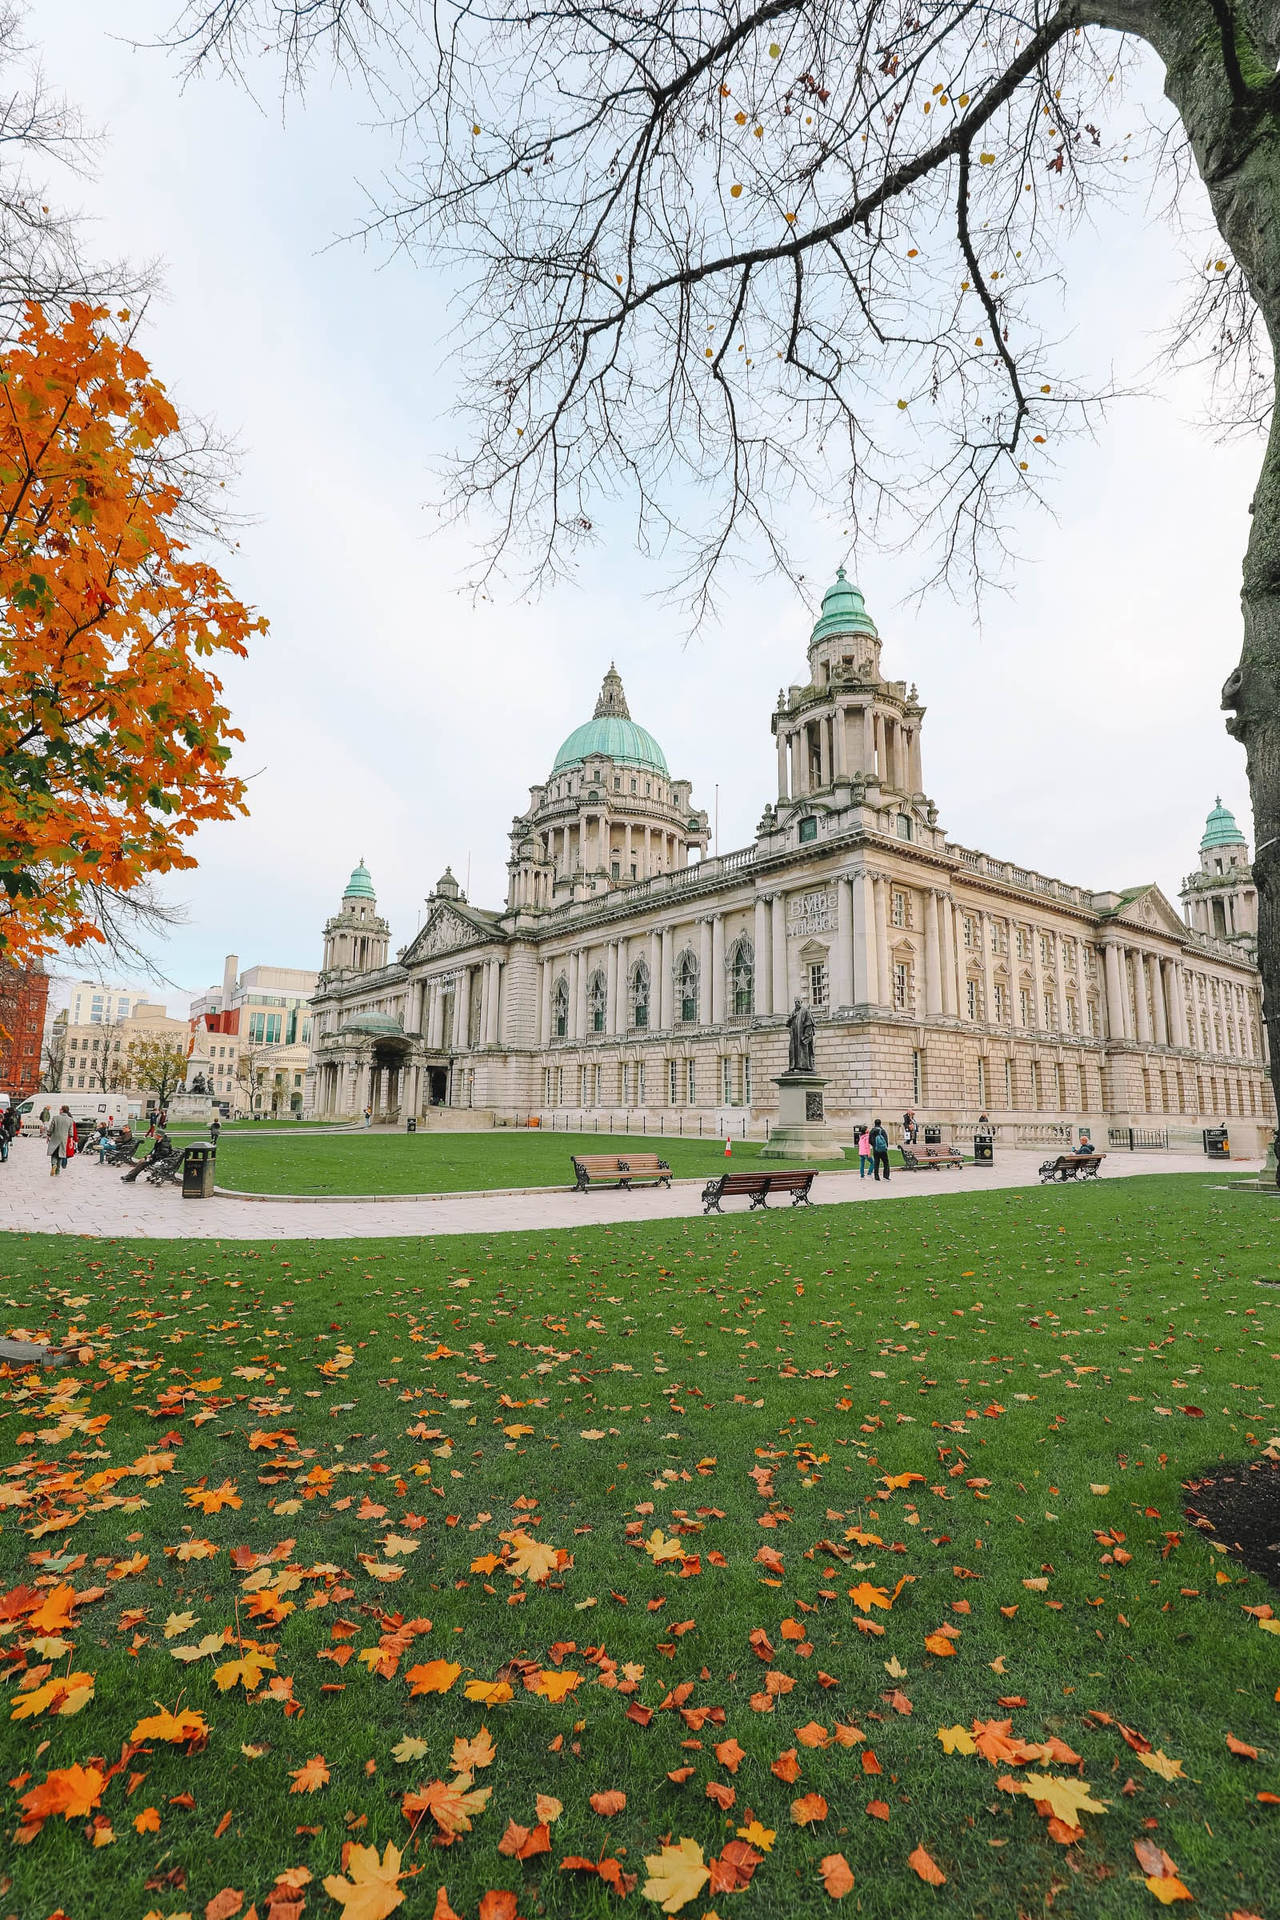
760 998 846 1160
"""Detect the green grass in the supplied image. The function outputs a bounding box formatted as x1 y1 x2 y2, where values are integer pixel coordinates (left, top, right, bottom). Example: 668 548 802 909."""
209 1127 854 1195
1 1175 1278 1918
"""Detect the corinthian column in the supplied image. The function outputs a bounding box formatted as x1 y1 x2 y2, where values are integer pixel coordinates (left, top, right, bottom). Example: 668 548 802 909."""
924 889 942 1017
833 876 853 1008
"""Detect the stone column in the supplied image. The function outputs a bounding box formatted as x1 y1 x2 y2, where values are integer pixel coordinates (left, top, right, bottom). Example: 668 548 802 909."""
853 869 877 1004
711 914 725 1023
832 706 847 780
939 896 957 1017
577 950 590 1038
818 717 831 789
699 917 713 1023
1151 955 1169 1045
1133 949 1152 1043
1167 960 1187 1046
648 929 661 1026
1103 942 1128 1041
908 726 923 792
833 875 853 1008
771 894 788 1013
754 897 772 1014
567 951 579 1039
428 983 444 1050
873 875 891 1007
615 937 628 1033
1030 927 1046 1032
776 727 789 800
862 707 875 779
489 962 502 1046
457 969 473 1052
660 927 674 1029
980 911 997 1027
924 889 943 1017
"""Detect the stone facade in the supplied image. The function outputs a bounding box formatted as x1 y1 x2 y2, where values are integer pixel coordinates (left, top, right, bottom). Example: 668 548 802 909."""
306 574 1275 1154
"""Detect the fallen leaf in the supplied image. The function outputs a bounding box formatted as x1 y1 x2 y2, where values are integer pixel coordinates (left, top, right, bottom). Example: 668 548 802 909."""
819 1853 855 1897
323 1841 407 1919
641 1837 710 1912
289 1756 330 1794
908 1844 946 1887
791 1792 828 1825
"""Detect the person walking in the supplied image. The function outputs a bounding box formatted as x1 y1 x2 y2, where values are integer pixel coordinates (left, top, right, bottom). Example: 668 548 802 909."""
856 1124 872 1178
870 1118 891 1183
209 1117 222 1148
46 1105 73 1177
0 1107 16 1162
363 1105 373 1129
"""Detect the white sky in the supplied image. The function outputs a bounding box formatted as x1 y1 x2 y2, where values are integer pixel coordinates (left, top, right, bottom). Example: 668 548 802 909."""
25 3 1261 999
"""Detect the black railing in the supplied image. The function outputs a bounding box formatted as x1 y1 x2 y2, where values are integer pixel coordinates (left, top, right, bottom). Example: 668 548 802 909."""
1107 1127 1169 1151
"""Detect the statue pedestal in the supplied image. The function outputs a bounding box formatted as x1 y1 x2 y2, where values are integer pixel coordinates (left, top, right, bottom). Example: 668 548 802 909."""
761 1073 845 1160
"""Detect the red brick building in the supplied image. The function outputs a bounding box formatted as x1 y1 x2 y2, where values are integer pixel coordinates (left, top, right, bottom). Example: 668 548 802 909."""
0 966 50 1098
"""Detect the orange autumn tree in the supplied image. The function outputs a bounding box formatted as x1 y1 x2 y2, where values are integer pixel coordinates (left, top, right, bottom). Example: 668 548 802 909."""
0 301 263 965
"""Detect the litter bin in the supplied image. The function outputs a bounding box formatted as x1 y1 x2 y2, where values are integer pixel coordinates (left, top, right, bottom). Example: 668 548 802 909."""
1204 1127 1230 1160
182 1145 216 1199
973 1132 994 1167
406 1116 417 1133
923 1125 942 1146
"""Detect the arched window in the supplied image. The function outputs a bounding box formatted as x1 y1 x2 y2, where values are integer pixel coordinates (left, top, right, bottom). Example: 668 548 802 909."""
552 974 569 1039
677 949 699 1024
630 960 650 1030
729 937 754 1017
588 969 607 1033
896 813 913 841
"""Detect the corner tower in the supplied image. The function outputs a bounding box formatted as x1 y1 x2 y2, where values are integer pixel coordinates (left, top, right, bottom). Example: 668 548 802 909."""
320 859 391 981
1180 800 1257 954
506 666 709 912
772 567 931 814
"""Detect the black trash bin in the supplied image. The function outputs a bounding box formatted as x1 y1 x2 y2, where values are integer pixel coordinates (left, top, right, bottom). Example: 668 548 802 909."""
1204 1127 1230 1160
182 1145 216 1199
406 1117 417 1134
973 1133 994 1166
923 1125 942 1146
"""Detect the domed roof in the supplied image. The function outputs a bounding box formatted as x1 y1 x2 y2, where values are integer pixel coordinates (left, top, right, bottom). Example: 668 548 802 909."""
1200 797 1246 850
343 858 376 900
810 565 878 645
552 664 669 776
340 1011 405 1038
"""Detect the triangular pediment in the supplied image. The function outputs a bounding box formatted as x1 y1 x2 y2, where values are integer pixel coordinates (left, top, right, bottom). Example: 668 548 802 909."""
400 902 502 965
1110 885 1187 941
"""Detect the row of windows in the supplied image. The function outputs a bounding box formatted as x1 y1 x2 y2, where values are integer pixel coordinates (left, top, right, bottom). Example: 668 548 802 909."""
542 1055 754 1108
552 943 757 1036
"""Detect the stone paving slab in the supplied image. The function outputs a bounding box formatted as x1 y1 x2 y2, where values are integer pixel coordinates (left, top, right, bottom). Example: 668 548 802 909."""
0 1135 1251 1242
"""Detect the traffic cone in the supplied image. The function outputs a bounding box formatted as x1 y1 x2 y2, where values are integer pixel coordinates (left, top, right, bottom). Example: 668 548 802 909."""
724 1137 732 1157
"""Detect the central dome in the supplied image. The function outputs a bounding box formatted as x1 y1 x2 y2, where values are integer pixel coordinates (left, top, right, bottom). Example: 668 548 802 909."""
552 664 670 776
1200 797 1246 850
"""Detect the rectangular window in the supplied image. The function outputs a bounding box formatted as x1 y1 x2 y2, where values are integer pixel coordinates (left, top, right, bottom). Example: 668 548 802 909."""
619 1063 629 1105
668 1059 678 1105
893 962 910 1011
963 915 976 949
912 1049 923 1103
686 1058 696 1104
798 816 818 843
966 978 979 1020
977 1055 987 1107
1005 1058 1014 1107
721 1056 732 1105
808 962 829 1010
1039 933 1052 966
1019 987 1032 1028
891 890 908 928
1016 928 1028 960
1066 996 1079 1033
743 1055 751 1105
636 1061 646 1105
1043 991 1055 1030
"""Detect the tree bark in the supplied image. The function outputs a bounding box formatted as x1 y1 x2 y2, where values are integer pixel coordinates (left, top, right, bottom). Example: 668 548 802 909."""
1113 0 1280 1173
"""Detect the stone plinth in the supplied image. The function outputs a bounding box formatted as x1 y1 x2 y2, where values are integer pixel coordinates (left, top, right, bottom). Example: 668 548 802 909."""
761 1072 845 1160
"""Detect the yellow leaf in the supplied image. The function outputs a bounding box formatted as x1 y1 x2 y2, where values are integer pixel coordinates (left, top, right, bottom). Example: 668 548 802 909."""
1257 1616 1280 1636
730 184 744 198
505 1531 560 1583
644 1529 684 1565
1146 1874 1194 1904
130 1707 209 1744
1089 1485 1110 1495
323 1840 407 1920
452 1727 496 1773
936 1725 976 1755
642 1837 710 1912
11 1673 95 1720
1019 1773 1108 1823
769 42 781 56
163 1610 198 1639
392 1737 429 1765
736 1820 775 1851
405 1660 461 1697
463 1678 513 1704
213 1652 276 1694
848 1583 892 1613
1137 1748 1187 1781
979 152 995 164
529 1668 581 1703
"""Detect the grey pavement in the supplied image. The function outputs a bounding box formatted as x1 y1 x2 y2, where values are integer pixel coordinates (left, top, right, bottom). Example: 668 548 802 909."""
0 1133 1250 1242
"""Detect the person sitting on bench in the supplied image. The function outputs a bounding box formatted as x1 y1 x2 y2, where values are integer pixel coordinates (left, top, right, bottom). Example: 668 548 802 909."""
122 1130 173 1182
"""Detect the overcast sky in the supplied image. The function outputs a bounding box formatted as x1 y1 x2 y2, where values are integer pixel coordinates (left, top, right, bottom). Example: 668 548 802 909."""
26 2 1261 1005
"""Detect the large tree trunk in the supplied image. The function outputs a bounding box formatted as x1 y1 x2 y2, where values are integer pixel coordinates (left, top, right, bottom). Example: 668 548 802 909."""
1124 0 1280 1176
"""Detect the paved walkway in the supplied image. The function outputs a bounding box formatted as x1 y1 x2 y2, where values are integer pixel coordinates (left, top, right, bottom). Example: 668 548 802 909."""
0 1135 1250 1241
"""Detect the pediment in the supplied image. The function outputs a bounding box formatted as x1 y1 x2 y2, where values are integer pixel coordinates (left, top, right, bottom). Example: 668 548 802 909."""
401 903 499 965
1112 885 1187 941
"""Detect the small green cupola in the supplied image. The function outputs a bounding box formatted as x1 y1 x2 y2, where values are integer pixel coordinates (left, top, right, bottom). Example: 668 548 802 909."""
1199 799 1246 852
810 565 878 647
343 858 376 901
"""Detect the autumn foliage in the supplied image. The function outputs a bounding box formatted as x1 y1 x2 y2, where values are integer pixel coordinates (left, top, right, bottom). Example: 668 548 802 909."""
0 302 264 963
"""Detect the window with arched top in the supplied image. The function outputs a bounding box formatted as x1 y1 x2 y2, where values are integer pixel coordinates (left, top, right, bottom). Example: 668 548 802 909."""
552 975 569 1039
588 970 607 1033
896 813 913 840
630 960 650 1030
676 949 699 1023
729 936 754 1016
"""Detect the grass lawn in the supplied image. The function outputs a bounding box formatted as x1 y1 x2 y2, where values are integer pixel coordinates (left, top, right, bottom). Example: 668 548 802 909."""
209 1128 855 1195
1 1174 1278 1919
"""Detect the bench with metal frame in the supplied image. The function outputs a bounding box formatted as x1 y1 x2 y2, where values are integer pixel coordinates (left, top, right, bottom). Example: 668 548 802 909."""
1038 1152 1105 1183
571 1152 672 1192
701 1168 818 1214
900 1143 965 1172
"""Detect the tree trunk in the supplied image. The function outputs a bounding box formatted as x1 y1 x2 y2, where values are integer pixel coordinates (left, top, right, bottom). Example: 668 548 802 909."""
1122 0 1280 1175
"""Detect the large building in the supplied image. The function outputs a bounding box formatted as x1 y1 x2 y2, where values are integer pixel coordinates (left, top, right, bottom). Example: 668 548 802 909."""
55 999 189 1101
0 966 49 1098
306 573 1275 1153
191 954 317 1116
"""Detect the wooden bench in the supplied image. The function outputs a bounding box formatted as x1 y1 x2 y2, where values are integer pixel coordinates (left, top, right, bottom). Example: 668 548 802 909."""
900 1143 965 1172
571 1153 671 1192
701 1168 818 1214
1038 1152 1105 1183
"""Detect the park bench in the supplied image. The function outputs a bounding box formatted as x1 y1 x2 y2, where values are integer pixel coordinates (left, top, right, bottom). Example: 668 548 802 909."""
900 1143 965 1172
701 1168 818 1214
1038 1152 1105 1183
571 1152 672 1192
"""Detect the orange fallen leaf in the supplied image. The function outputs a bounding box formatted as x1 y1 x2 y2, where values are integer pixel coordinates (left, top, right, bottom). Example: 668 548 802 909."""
908 1844 947 1886
205 1892 244 1920
589 1789 626 1816
819 1852 855 1898
323 1840 407 1919
405 1660 461 1697
289 1756 330 1794
714 1737 746 1773
791 1792 828 1825
866 1800 890 1822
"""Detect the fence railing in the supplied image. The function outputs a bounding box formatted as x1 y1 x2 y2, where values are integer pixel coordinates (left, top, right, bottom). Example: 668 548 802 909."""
1108 1126 1170 1151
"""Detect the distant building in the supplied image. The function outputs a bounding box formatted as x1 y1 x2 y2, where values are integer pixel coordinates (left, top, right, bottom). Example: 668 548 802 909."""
61 979 151 1026
190 954 318 1116
57 999 189 1105
305 570 1275 1154
0 966 49 1097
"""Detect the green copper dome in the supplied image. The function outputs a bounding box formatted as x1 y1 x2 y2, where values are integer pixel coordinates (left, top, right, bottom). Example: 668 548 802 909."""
552 665 670 776
810 565 878 645
340 1011 404 1038
1200 798 1246 851
344 859 376 901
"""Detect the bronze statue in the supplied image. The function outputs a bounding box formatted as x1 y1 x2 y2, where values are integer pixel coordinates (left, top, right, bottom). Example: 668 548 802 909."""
786 996 816 1074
